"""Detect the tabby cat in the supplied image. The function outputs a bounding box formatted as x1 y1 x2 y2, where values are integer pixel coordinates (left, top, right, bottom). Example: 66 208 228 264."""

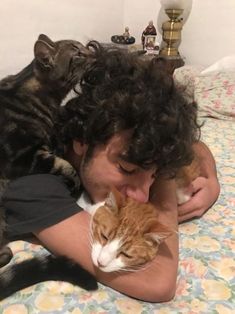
0 33 94 189
0 34 96 266
0 188 173 300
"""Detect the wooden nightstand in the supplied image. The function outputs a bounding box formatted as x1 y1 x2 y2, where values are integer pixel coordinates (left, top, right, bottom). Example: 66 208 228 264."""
158 56 185 74
142 54 185 75
102 43 185 75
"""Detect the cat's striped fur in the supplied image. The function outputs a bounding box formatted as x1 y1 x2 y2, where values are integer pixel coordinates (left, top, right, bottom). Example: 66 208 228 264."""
0 34 94 188
0 34 96 267
0 255 98 300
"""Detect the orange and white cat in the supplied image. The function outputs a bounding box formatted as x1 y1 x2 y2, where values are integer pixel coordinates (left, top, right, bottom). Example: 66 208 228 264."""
78 187 173 272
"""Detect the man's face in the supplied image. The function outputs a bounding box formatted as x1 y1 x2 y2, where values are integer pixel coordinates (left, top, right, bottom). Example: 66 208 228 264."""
75 132 156 203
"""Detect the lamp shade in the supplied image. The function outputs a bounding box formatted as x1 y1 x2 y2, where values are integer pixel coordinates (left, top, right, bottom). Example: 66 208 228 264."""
159 0 193 26
160 0 188 9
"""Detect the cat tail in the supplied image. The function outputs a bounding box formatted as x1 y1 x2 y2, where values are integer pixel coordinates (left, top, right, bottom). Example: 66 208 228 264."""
0 254 98 300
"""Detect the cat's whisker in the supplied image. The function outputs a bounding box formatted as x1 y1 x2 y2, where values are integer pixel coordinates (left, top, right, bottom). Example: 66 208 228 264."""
88 232 94 249
120 266 143 273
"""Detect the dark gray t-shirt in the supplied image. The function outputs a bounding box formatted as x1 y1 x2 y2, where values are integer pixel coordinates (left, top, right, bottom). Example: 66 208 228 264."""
2 174 82 238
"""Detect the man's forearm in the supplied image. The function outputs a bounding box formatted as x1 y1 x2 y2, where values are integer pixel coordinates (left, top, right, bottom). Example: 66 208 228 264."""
178 141 220 222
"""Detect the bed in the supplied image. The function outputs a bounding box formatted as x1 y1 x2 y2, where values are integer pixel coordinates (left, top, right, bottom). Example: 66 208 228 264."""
0 62 234 314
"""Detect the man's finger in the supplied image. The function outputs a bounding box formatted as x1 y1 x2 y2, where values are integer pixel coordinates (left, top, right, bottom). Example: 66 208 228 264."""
178 194 200 216
178 207 205 223
191 177 207 193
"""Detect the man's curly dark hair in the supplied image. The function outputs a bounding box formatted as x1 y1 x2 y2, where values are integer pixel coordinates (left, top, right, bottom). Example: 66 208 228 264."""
59 43 200 177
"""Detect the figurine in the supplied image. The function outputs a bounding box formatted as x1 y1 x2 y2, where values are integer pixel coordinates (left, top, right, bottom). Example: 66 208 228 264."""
141 20 157 48
111 27 135 45
123 27 130 39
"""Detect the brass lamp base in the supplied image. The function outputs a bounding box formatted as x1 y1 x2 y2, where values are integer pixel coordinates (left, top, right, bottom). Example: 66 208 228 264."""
160 47 179 57
160 9 183 57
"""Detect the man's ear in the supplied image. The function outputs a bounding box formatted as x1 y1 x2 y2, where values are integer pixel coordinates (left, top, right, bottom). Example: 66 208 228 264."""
73 141 88 156
34 34 56 68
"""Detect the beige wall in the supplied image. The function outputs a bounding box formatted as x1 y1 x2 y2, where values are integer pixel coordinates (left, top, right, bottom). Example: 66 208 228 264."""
180 0 235 66
0 0 124 77
0 0 235 78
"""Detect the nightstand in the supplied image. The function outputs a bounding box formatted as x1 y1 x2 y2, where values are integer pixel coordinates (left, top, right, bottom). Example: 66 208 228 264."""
101 43 185 75
159 56 185 74
143 54 185 75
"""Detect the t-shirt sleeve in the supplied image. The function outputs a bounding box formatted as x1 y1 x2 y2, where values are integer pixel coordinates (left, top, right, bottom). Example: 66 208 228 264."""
2 174 82 237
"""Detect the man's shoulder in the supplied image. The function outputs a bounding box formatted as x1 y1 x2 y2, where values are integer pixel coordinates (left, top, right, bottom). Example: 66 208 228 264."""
3 174 70 199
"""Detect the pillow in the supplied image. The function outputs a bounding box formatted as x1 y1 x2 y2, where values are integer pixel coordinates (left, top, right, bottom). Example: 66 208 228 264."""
194 71 235 120
200 55 235 76
173 65 205 102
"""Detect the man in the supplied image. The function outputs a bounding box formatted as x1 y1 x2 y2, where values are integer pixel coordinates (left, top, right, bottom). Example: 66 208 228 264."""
2 47 220 302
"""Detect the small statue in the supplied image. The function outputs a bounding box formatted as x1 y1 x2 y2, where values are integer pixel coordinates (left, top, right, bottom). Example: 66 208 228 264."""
111 27 135 45
141 20 157 48
123 27 130 39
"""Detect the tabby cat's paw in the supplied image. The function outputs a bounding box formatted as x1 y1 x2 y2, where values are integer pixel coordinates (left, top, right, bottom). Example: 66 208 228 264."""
64 174 81 198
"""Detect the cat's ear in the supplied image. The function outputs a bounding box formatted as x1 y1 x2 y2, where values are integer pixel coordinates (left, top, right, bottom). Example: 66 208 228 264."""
34 34 56 68
145 222 174 245
105 187 124 214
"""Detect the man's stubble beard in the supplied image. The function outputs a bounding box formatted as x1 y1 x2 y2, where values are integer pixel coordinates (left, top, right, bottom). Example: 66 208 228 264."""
79 146 108 203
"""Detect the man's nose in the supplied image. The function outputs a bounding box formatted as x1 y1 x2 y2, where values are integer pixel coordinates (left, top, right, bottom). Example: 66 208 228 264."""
126 188 149 203
125 178 153 203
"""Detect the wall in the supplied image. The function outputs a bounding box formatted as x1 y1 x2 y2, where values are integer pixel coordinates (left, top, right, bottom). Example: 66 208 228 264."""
123 0 160 45
0 0 124 77
180 0 235 66
1 0 235 77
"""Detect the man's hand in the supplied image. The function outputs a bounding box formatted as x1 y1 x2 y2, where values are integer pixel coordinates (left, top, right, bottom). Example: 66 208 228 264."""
178 175 220 223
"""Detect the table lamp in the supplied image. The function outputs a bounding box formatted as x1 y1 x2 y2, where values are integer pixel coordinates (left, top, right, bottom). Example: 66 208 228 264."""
159 0 188 57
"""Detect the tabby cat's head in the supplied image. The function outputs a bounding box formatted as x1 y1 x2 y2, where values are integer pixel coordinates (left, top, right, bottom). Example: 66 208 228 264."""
33 34 95 94
90 188 173 272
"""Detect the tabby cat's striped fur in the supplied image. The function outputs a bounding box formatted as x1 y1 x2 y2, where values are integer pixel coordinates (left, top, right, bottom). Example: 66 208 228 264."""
0 34 95 266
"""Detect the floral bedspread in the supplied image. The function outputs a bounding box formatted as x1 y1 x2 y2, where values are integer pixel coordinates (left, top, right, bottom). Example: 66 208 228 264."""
0 118 234 314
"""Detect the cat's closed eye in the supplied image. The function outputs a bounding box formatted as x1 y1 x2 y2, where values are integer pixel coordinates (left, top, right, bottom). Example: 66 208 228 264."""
119 252 133 259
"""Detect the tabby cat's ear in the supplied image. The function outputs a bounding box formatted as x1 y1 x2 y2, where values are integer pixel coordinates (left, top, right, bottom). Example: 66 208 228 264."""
34 34 56 68
145 222 173 245
105 187 124 214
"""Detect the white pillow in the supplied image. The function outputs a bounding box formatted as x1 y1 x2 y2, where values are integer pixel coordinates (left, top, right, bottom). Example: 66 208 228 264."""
173 65 205 102
200 55 235 76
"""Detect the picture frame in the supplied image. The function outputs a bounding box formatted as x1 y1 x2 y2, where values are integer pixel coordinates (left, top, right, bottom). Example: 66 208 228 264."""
143 35 160 55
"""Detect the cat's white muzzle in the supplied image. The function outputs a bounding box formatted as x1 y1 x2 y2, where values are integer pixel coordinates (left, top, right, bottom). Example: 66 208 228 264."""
91 239 124 272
